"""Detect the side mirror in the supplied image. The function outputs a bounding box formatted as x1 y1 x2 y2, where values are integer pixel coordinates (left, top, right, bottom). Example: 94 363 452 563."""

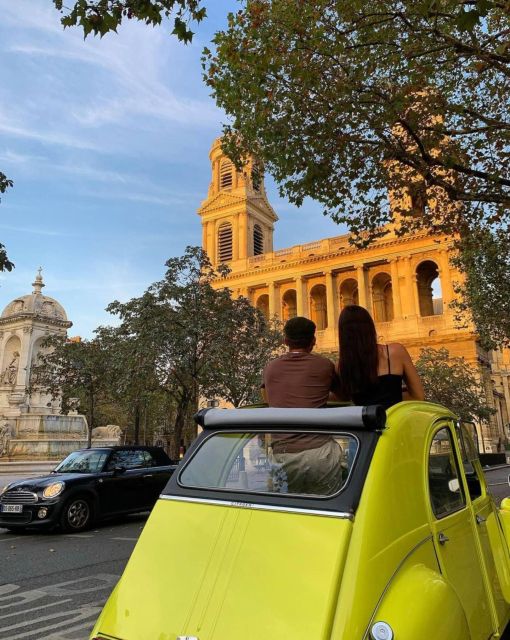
113 465 126 475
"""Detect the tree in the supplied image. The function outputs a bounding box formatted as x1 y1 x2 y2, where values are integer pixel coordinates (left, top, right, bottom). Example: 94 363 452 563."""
204 0 510 244
0 172 14 272
95 311 168 444
451 228 510 350
107 246 281 457
52 0 206 41
415 347 495 424
31 336 111 447
204 296 283 407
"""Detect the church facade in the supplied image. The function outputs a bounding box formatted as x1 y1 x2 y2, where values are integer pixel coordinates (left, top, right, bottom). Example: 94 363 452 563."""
198 138 510 452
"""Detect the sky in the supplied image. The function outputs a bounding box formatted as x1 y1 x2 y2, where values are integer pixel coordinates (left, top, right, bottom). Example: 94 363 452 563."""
0 1 346 338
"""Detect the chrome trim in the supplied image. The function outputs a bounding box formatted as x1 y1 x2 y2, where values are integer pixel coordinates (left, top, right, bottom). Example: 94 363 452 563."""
1 490 38 504
159 494 353 519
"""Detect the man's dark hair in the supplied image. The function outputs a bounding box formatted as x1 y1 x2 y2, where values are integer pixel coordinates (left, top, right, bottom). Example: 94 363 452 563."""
284 316 316 349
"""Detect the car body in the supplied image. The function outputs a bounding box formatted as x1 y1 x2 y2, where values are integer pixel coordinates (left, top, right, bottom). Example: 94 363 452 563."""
90 402 510 639
0 446 177 532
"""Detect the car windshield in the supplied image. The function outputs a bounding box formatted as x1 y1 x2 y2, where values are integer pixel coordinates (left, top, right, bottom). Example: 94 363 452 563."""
54 450 109 473
179 431 358 497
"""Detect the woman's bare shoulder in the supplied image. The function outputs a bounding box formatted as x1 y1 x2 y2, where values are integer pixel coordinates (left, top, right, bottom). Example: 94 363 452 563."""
387 343 411 358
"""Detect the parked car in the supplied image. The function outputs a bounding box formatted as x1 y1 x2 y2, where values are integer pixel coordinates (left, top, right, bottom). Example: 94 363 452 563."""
90 402 510 640
0 446 177 533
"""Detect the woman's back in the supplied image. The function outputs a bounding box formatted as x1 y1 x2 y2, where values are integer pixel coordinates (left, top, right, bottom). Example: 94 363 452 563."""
351 344 403 409
337 305 425 409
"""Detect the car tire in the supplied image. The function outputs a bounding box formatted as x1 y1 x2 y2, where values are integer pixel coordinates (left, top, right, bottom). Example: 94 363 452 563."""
59 496 93 533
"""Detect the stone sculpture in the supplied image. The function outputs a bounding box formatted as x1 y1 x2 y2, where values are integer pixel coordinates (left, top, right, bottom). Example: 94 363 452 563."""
2 351 20 385
91 425 123 440
0 421 13 457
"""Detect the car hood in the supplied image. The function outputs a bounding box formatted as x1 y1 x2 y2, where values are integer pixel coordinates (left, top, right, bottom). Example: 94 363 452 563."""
92 497 353 640
3 473 93 491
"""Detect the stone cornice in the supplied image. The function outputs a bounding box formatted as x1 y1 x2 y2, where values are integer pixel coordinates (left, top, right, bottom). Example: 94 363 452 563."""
0 313 72 329
220 230 452 283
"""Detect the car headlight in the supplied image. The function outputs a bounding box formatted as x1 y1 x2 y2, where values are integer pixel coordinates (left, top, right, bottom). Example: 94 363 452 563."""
42 482 65 499
371 621 394 640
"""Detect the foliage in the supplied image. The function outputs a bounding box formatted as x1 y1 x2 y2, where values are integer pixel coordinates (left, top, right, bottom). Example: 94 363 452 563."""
52 0 206 41
452 228 510 350
415 347 495 423
205 296 283 407
107 246 282 456
94 323 163 444
204 0 510 245
30 335 111 447
0 172 14 272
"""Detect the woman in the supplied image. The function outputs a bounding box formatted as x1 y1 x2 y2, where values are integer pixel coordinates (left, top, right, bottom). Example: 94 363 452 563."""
337 305 424 408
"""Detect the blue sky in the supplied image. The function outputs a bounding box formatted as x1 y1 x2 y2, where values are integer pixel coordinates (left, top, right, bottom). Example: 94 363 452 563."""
0 1 346 337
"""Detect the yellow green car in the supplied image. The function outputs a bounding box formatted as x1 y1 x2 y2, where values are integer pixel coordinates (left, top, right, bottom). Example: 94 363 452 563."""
90 402 510 640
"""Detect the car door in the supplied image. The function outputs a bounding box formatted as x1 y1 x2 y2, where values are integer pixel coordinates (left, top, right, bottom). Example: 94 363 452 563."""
457 423 510 626
427 424 494 640
99 450 147 514
138 450 163 509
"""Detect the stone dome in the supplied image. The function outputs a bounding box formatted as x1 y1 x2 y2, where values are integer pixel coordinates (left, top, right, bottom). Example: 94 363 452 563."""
1 271 69 324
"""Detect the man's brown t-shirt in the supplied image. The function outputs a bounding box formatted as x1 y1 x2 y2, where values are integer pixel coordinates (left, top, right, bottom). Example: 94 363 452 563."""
263 352 339 452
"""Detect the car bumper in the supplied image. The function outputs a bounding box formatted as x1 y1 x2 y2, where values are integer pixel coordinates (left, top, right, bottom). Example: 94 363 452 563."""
0 501 63 528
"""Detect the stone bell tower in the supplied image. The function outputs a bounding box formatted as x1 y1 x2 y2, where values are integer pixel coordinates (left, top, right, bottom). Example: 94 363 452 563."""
198 138 278 266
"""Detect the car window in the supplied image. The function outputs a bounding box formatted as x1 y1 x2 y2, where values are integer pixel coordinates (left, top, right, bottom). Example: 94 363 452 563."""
141 450 157 466
457 423 483 501
428 427 466 519
179 431 358 497
106 450 151 471
55 450 108 473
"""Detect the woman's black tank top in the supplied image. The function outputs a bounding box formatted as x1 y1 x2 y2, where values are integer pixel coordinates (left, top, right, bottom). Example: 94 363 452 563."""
351 345 403 410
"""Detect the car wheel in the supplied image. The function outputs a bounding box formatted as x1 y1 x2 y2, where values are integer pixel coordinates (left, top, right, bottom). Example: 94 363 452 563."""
60 496 93 533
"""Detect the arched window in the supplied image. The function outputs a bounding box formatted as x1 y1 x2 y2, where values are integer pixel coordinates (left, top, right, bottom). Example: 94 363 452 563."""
372 273 394 322
339 278 359 309
417 260 442 316
282 290 297 321
310 284 328 331
217 223 233 263
220 159 233 189
256 294 270 320
253 224 264 255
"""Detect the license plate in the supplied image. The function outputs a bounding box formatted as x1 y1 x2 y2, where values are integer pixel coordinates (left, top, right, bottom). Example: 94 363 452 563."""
1 504 23 513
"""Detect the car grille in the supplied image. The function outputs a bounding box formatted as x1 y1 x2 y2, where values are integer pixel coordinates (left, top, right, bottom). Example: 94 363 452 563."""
1 490 38 504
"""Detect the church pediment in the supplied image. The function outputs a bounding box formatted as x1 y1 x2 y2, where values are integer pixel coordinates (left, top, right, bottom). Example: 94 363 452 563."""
198 192 248 214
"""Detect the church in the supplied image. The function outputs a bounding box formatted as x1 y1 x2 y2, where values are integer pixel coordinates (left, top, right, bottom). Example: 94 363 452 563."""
198 138 510 452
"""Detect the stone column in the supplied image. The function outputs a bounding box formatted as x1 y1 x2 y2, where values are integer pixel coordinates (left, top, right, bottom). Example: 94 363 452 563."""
325 271 336 330
438 249 453 306
296 277 303 316
238 212 247 259
403 257 418 316
390 259 402 319
356 265 366 308
268 282 276 318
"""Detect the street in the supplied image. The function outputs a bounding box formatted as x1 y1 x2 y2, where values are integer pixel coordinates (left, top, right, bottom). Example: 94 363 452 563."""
0 514 146 640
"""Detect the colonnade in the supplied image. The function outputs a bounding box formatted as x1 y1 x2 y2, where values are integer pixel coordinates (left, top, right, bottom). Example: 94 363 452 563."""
242 251 454 330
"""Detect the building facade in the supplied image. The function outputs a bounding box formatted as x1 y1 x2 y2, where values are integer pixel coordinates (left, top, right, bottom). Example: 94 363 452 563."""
198 139 510 451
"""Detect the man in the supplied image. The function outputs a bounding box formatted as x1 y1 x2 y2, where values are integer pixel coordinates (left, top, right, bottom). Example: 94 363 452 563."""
261 316 343 494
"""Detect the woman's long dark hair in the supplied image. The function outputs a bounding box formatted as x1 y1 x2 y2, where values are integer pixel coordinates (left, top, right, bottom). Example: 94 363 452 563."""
338 305 379 399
